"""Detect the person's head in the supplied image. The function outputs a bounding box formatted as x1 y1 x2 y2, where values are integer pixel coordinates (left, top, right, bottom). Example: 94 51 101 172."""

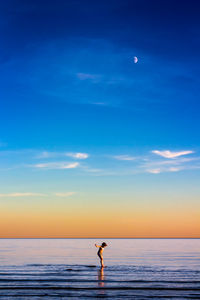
101 242 107 248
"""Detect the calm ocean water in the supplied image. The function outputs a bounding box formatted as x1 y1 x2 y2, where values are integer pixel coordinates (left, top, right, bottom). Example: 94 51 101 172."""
0 239 200 299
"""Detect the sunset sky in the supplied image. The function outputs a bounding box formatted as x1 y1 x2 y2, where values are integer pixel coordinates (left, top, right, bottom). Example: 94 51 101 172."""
0 0 200 238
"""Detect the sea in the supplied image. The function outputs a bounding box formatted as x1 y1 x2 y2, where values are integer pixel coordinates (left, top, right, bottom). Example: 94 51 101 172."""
0 238 200 299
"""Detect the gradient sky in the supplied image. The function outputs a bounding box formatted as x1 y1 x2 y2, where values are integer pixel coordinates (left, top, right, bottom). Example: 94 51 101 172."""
0 0 200 237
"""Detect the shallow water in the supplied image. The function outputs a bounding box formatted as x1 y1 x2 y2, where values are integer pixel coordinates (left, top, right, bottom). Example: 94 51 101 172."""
0 239 200 299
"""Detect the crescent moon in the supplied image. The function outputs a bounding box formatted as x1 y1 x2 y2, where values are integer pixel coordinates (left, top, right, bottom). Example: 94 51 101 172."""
133 56 138 63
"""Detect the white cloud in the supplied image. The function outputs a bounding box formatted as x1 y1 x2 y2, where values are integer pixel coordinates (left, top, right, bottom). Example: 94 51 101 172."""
147 169 161 174
147 167 181 174
113 155 136 161
34 162 79 169
66 152 89 159
152 150 194 159
36 151 53 159
77 73 100 82
0 193 46 197
0 192 77 198
62 162 79 169
54 192 75 197
36 151 89 160
168 167 180 172
92 102 107 106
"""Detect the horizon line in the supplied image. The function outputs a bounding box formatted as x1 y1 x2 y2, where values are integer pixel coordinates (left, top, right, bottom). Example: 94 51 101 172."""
0 237 199 239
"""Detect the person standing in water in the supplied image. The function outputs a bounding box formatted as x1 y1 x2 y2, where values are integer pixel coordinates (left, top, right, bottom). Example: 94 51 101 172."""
95 242 107 267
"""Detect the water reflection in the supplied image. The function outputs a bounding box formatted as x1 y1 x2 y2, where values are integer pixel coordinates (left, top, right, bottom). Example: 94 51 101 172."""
98 267 105 287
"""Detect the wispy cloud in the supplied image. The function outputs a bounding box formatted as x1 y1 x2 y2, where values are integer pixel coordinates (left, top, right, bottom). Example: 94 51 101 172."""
169 167 180 172
146 166 182 174
81 165 103 174
143 157 197 169
34 162 79 169
1 147 199 177
76 73 101 82
66 152 89 159
142 151 199 174
147 169 161 174
0 193 46 197
113 155 136 161
92 102 107 106
54 192 76 197
152 150 194 159
36 151 53 159
0 192 76 198
36 151 89 159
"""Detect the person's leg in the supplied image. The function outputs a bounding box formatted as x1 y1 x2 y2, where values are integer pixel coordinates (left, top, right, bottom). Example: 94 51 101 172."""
98 253 104 267
100 257 104 267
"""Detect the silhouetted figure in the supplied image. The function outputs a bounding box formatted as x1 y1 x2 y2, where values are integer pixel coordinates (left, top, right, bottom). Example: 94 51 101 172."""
95 242 107 267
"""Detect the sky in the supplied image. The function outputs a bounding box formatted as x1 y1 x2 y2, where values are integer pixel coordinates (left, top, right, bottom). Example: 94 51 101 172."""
0 0 200 238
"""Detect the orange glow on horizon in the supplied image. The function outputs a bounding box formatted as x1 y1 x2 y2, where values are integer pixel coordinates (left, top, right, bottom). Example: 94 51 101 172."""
0 200 199 238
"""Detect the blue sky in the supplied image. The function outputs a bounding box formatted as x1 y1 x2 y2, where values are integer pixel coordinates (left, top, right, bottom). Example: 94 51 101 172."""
0 0 200 237
1 0 200 150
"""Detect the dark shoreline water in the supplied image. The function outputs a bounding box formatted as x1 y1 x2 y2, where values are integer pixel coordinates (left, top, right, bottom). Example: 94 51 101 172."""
0 239 200 299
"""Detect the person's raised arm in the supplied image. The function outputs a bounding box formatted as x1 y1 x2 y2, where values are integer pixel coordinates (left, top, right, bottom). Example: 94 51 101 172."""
95 244 100 248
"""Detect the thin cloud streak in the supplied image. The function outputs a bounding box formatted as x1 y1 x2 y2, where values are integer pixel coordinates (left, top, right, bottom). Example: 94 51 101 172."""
113 155 136 161
152 150 194 159
142 157 199 168
76 73 101 82
36 151 54 159
0 192 77 198
34 162 79 169
147 169 161 174
146 167 181 174
66 152 89 159
0 193 47 197
36 151 89 159
169 167 181 172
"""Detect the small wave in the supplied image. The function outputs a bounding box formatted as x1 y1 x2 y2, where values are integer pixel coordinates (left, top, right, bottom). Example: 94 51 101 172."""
0 286 200 291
